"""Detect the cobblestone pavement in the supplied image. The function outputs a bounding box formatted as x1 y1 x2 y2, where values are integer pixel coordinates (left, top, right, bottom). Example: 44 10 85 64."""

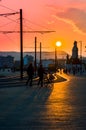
0 73 86 130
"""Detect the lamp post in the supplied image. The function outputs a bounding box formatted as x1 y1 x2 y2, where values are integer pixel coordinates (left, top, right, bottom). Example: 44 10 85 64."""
55 41 62 72
55 46 57 71
79 41 82 62
34 37 37 76
20 9 23 80
40 42 42 65
79 41 83 72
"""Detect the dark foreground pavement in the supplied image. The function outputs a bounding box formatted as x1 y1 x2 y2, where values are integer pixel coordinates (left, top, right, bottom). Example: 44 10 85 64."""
0 73 86 130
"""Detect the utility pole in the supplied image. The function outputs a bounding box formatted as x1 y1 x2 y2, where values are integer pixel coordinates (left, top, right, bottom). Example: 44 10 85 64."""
20 9 23 80
79 41 82 61
34 37 37 76
0 10 55 79
79 41 83 72
55 46 57 71
40 42 42 64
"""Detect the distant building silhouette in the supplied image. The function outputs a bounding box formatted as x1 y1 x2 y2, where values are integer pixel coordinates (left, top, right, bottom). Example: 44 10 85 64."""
65 40 85 74
23 55 34 66
0 55 14 68
72 41 78 59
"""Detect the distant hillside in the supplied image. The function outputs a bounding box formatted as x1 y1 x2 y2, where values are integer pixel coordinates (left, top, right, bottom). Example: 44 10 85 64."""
0 51 68 60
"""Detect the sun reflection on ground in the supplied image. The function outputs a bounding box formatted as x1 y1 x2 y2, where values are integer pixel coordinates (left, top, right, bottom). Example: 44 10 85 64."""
45 82 74 122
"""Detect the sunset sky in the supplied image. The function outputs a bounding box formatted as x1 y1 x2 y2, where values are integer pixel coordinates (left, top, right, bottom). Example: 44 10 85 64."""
0 0 86 56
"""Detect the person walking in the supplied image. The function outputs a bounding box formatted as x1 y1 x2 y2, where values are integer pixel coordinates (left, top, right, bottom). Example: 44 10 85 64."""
37 64 45 87
26 63 34 86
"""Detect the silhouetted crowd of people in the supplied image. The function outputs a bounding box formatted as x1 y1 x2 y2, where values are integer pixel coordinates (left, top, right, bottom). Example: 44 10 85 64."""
26 63 46 87
63 65 85 75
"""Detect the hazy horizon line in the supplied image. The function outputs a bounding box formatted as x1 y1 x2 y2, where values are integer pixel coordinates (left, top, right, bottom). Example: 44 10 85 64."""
0 50 66 53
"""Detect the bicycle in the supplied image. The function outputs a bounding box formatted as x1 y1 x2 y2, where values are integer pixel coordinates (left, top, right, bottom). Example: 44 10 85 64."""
44 73 54 87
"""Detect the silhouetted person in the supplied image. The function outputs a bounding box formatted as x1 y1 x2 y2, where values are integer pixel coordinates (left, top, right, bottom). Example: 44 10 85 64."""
37 64 45 87
26 63 34 86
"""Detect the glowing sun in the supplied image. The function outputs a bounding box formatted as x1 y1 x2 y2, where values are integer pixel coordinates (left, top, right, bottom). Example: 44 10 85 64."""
56 41 62 47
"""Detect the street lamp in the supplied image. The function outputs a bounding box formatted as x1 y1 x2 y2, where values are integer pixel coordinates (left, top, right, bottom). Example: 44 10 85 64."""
79 41 82 61
78 41 83 72
55 41 62 71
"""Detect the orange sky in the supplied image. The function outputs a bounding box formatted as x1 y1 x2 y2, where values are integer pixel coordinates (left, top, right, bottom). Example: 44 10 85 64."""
0 0 86 57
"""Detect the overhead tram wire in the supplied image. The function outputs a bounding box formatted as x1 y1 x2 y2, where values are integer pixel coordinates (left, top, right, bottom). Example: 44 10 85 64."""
0 30 55 34
23 19 34 31
0 4 20 26
0 11 20 49
3 33 18 44
0 12 20 44
0 9 56 80
0 4 55 33
21 18 55 35
0 18 55 34
0 11 20 26
0 5 20 24
23 46 50 49
0 12 19 16
0 4 19 12
0 21 17 28
0 11 55 34
0 4 53 33
23 18 53 32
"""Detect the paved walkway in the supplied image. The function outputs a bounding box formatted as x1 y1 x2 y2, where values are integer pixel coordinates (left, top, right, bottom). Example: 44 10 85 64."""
0 72 86 130
0 72 67 130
